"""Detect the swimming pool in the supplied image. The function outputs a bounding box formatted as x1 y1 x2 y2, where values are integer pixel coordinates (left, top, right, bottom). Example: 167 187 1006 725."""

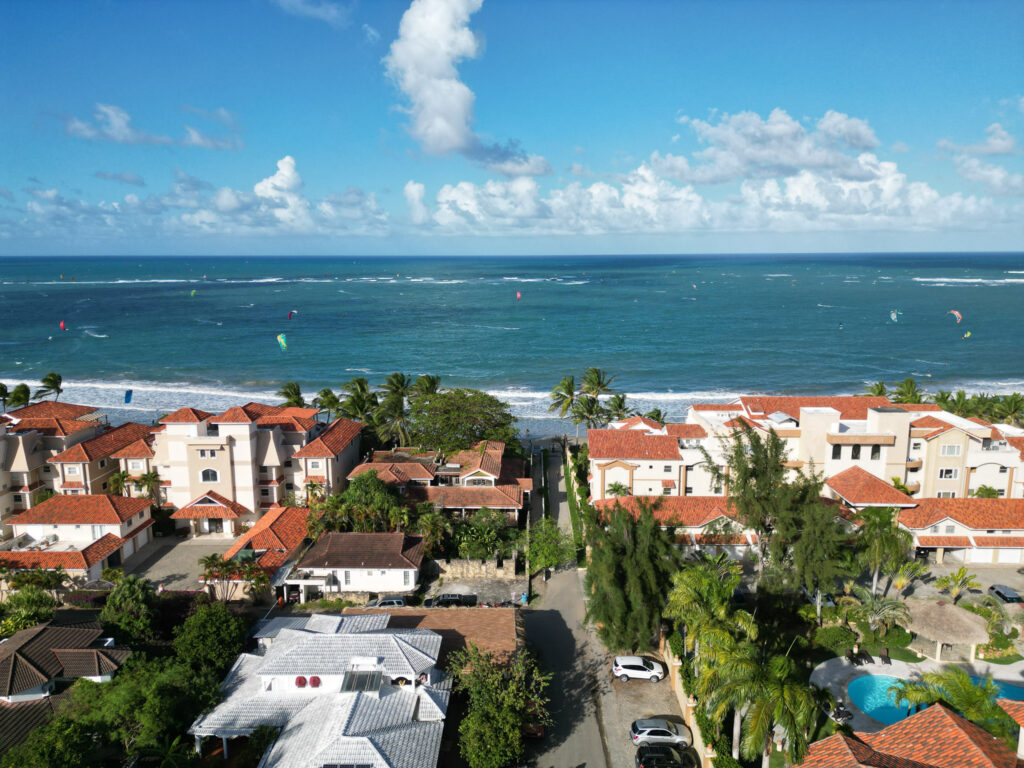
847 674 1024 725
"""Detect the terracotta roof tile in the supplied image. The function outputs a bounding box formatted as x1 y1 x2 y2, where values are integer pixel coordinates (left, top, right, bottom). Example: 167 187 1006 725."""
588 429 681 460
291 418 362 458
911 416 949 429
6 402 97 420
255 414 318 432
448 441 505 477
224 506 310 573
298 532 424 570
899 498 1024 531
826 466 916 506
48 422 153 463
170 490 250 519
12 494 151 525
915 536 973 548
691 403 742 411
971 536 1024 548
799 731 939 767
209 405 257 424
665 423 708 438
158 407 212 424
5 418 97 437
594 495 736 527
890 403 944 412
997 699 1024 728
0 523 143 570
739 396 891 421
406 484 524 510
613 415 665 430
110 438 155 459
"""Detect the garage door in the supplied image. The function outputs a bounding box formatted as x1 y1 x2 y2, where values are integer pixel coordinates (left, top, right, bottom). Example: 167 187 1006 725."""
968 549 990 563
998 548 1022 564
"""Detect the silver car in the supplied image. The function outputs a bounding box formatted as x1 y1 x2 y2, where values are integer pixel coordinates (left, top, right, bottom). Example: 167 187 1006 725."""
630 718 692 748
612 656 665 683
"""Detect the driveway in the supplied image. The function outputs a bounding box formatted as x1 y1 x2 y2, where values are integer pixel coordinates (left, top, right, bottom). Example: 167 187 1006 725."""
123 537 228 589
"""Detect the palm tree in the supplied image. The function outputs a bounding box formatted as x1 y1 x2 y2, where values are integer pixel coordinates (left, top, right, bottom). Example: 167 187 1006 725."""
548 375 577 418
949 390 971 417
887 560 929 597
579 367 615 398
891 377 925 404
375 395 411 446
606 482 630 497
312 388 342 420
136 470 163 504
932 390 954 411
342 377 372 398
889 667 1015 740
971 393 999 421
855 507 912 594
935 566 981 603
109 470 132 497
0 383 8 413
382 372 412 402
973 485 1000 499
571 396 606 430
410 374 441 398
643 408 666 423
7 383 30 410
997 393 1024 426
277 381 306 408
604 393 634 422
416 510 452 556
850 585 910 635
33 372 63 401
866 381 888 397
340 388 379 423
304 479 324 503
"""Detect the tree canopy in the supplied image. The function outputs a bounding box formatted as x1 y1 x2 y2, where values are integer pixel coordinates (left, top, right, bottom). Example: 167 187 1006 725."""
408 388 519 453
98 575 158 644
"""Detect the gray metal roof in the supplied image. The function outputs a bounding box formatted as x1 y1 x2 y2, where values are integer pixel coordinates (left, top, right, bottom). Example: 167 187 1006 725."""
259 632 440 677
253 613 389 639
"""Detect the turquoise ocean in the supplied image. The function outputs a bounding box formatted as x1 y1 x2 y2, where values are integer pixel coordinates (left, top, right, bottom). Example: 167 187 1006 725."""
1 254 1022 435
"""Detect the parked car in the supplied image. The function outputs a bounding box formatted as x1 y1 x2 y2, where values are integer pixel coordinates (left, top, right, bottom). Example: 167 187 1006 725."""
612 656 665 683
988 584 1023 604
424 593 477 608
367 595 407 608
629 719 692 748
635 745 699 768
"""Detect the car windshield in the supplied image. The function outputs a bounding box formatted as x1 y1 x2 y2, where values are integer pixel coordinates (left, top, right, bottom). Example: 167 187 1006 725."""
642 659 654 670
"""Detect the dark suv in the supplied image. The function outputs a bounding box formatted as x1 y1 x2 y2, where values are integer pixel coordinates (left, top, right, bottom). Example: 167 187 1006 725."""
635 745 698 768
424 593 477 607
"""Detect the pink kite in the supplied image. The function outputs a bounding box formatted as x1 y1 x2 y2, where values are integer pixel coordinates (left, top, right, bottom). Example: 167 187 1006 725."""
516 291 522 301
948 309 962 324
59 320 66 331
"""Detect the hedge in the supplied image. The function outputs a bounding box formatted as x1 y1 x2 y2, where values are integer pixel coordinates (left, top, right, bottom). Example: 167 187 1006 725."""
64 590 109 608
814 625 856 652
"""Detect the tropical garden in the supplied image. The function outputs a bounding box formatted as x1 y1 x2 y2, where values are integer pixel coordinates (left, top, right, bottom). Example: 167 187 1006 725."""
865 378 1024 425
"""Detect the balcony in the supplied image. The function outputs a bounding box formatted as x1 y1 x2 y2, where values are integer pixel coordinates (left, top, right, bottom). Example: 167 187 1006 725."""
904 481 921 494
905 459 923 470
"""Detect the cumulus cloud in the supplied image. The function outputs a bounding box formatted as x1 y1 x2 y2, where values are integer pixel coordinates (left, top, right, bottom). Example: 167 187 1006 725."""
94 171 146 187
66 104 240 150
953 155 1024 195
816 110 880 149
182 105 238 129
362 23 380 43
384 0 550 176
939 123 1016 155
269 0 350 27
404 180 429 224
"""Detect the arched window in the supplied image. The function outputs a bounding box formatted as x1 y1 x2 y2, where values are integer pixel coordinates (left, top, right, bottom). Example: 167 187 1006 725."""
201 469 219 483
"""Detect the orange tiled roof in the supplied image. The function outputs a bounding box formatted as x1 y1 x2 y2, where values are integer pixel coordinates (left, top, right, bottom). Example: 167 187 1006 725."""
900 498 1024 531
110 438 155 459
613 415 664 430
48 422 153 463
224 506 310 573
170 490 250 520
58 481 85 489
279 406 321 419
915 535 972 548
890 403 944 412
1005 437 1024 461
349 462 435 484
12 494 151 525
255 415 318 432
0 521 151 571
972 536 1024 548
826 466 916 507
594 495 736 527
799 731 938 767
446 441 505 477
292 418 362 458
968 417 992 427
859 702 1016 768
5 418 97 437
406 484 525 510
691 403 742 411
6 402 97 420
588 429 681 460
997 699 1024 728
209 406 258 424
739 396 891 421
665 423 708 439
911 415 950 430
158 407 212 424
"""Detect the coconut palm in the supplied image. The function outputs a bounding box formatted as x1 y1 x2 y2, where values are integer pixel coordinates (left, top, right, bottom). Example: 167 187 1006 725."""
109 470 132 497
973 485 1001 499
971 393 1000 421
579 367 615 399
415 510 452 556
946 389 971 417
855 506 913 594
887 560 929 597
136 470 163 504
375 395 411 446
643 408 666 424
382 372 412 402
548 375 577 418
606 482 630 498
277 381 306 408
850 585 910 634
997 393 1024 426
7 383 30 410
932 390 953 411
33 371 63 401
889 667 1015 740
0 383 8 413
866 381 888 397
304 479 324 503
312 388 342 420
604 393 634 422
340 388 379 423
410 374 441 398
891 377 925 404
935 566 981 604
979 595 1013 635
571 396 606 430
342 376 373 398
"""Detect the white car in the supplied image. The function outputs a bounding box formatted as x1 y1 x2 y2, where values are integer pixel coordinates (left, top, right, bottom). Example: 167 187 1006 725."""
612 656 664 683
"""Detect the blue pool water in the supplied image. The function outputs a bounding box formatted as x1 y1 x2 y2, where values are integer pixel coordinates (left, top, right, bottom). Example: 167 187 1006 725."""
847 674 1024 725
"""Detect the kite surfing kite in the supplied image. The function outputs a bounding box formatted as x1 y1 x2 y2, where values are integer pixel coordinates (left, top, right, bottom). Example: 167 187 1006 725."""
889 310 903 323
288 310 298 319
59 320 66 331
276 333 287 351
124 390 133 404
948 309 962 324
962 331 972 340
190 289 196 297
515 292 522 301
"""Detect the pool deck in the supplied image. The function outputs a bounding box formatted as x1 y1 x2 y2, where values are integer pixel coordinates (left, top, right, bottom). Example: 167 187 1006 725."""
810 655 1024 733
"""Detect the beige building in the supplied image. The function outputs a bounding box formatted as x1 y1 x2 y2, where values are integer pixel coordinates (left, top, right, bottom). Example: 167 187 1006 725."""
48 422 155 497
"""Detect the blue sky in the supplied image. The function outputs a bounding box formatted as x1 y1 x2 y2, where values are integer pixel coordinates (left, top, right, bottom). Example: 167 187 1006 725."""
1 0 1022 255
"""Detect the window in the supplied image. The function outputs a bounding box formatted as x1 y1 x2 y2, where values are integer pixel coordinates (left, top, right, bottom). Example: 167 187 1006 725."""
930 525 939 533
944 525 955 534
310 461 321 470
129 461 142 471
286 483 294 490
940 445 961 457
12 495 22 503
999 489 1006 497
261 489 270 497
684 486 693 495
201 469 219 483
851 445 861 460
831 445 842 460
938 468 958 480
366 570 372 577
198 449 216 459
42 465 51 473
871 445 881 460
1000 466 1009 474
403 571 410 586
66 465 79 475
662 488 671 495
259 465 268 473
663 465 671 472
98 459 106 468
102 482 108 490
648 465 653 470
912 442 922 450
937 491 956 498
344 571 351 585
284 460 293 468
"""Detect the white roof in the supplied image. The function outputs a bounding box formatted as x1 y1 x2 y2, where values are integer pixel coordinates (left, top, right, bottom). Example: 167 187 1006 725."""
259 630 440 677
253 613 389 639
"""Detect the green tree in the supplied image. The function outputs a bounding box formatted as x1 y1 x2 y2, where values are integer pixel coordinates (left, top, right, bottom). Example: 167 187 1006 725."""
99 575 157 644
933 390 954 411
855 506 912 594
277 381 305 408
375 394 411 446
339 378 379 422
198 554 243 601
889 666 1016 741
584 500 683 651
790 499 850 623
891 377 926 404
407 388 519 453
887 560 929 597
865 381 888 397
996 393 1024 426
448 644 551 768
410 374 442 398
935 566 981 604
579 367 615 398
458 508 518 560
1 585 57 636
0 383 8 413
606 481 630 497
33 371 64 401
525 517 575 574
415 508 452 557
548 375 576 419
570 395 605 430
135 469 163 503
173 600 247 679
109 470 132 497
973 485 1001 499
382 372 412 401
0 714 96 768
642 408 666 423
7 383 31 409
603 393 633 422
850 585 910 635
312 388 342 420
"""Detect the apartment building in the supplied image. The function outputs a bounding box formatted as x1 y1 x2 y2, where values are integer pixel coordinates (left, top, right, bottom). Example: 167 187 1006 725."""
0 402 104 520
588 397 1024 501
48 422 156 497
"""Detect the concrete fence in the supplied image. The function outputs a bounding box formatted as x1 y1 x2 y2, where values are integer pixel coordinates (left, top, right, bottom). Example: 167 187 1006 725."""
426 557 519 581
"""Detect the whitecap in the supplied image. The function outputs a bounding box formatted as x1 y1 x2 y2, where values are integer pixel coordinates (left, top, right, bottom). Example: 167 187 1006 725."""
913 277 1024 285
83 330 109 338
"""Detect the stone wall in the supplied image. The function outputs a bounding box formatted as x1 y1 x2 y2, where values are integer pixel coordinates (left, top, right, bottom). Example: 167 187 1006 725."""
427 557 518 581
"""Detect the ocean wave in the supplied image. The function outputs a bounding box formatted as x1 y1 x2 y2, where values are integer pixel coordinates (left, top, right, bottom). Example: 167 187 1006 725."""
763 273 792 277
30 278 198 285
501 277 545 282
913 278 1024 285
83 330 109 338
469 325 520 331
817 303 836 308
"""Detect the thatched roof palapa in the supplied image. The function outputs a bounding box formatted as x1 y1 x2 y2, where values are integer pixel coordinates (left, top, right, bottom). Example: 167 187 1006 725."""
904 599 989 646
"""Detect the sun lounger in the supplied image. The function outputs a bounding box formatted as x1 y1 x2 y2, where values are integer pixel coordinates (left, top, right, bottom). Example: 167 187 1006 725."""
845 650 862 666
858 650 875 665
880 648 891 665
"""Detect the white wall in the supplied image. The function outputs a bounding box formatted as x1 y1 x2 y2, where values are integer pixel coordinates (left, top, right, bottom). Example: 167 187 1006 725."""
311 566 418 593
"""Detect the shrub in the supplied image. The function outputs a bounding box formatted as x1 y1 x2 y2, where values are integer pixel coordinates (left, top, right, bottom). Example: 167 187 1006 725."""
814 625 857 652
797 603 818 624
64 590 108 608
880 625 913 648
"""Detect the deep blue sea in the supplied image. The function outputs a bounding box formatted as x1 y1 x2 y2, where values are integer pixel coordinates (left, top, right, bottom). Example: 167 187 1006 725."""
1 254 1022 435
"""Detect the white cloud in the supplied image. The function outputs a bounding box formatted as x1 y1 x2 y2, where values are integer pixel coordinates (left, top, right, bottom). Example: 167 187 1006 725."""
891 141 910 153
953 155 1024 195
94 171 146 187
816 110 879 149
939 123 1016 155
384 0 550 175
362 23 380 43
182 105 238 129
183 125 240 150
404 180 429 224
66 104 239 150
269 0 350 27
